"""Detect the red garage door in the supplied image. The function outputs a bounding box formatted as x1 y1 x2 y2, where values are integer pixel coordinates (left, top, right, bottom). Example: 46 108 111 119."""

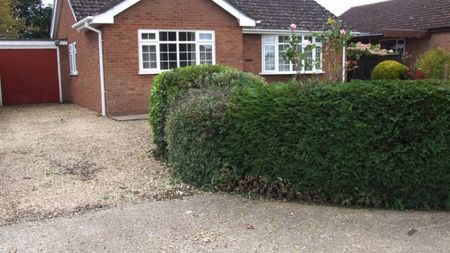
0 47 59 105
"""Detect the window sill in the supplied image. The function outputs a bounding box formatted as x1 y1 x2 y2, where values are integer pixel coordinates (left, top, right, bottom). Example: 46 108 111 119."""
139 69 172 75
69 72 78 76
260 71 325 75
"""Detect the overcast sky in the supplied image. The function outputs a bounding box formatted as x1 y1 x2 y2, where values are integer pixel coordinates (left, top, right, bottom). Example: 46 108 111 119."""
42 0 387 16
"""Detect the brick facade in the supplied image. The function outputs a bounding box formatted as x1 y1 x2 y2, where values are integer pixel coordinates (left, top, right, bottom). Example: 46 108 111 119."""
100 0 244 115
57 0 101 113
57 0 338 116
406 31 450 62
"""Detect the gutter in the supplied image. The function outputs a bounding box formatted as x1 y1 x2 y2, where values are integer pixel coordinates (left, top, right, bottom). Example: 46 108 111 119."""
72 18 107 116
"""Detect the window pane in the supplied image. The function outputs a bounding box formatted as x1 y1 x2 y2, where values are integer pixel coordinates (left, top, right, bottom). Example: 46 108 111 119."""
199 33 212 41
304 36 313 43
304 48 313 71
199 44 213 64
315 46 322 70
278 44 290 72
141 33 156 40
180 43 196 66
179 32 195 41
263 36 277 43
168 32 177 41
160 43 178 70
160 32 167 41
278 36 290 43
142 45 157 69
264 45 275 71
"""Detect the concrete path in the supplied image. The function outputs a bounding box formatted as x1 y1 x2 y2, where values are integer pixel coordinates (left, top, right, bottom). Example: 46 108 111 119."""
1 193 449 253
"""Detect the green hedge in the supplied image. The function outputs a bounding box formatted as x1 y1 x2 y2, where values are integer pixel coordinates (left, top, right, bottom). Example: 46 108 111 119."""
166 80 450 209
166 89 230 188
149 64 266 159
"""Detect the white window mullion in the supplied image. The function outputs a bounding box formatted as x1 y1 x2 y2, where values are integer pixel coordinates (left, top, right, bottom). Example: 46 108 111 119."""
138 29 214 74
274 41 279 73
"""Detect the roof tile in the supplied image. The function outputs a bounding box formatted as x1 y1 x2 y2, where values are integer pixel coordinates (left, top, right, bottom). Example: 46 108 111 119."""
340 0 450 34
69 0 337 31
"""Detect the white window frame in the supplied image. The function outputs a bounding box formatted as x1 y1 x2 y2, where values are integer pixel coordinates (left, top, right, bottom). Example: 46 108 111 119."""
138 30 216 75
68 42 78 75
261 34 323 75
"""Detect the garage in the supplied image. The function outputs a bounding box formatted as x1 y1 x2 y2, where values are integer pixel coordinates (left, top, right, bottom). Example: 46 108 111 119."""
0 40 64 106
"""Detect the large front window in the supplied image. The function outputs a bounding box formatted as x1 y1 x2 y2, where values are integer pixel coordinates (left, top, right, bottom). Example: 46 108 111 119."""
138 30 215 74
262 35 323 74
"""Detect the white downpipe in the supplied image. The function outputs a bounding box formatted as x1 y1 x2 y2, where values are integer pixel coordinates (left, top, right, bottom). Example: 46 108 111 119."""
56 46 63 103
342 45 347 83
84 22 106 116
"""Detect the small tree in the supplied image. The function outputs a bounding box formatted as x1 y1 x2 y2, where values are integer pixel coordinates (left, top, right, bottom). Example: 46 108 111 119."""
0 0 24 39
316 18 352 82
283 24 316 82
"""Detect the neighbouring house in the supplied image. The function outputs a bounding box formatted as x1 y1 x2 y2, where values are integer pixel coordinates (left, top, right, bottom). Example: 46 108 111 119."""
50 0 339 116
340 0 450 61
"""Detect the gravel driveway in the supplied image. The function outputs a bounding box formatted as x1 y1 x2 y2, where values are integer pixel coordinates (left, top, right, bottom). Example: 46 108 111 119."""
0 104 190 225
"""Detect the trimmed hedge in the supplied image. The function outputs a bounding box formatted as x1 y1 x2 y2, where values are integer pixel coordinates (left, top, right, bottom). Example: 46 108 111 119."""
149 64 266 159
371 60 408 80
166 80 450 209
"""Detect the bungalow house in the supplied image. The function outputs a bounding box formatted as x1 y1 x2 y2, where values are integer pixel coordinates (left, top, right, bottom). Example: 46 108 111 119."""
50 0 338 116
340 0 450 60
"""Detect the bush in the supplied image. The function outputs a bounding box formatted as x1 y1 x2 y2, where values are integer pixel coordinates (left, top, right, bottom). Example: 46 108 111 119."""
149 64 266 159
416 48 450 79
167 80 450 209
371 60 408 80
166 89 230 188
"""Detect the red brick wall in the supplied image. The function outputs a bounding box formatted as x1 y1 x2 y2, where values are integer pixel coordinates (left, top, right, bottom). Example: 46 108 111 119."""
56 0 101 113
406 31 450 62
56 0 343 115
101 0 245 115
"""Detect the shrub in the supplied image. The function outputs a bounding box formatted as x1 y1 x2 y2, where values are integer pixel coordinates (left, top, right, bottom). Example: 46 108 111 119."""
371 60 408 80
166 89 230 188
416 48 450 79
167 80 450 209
149 64 266 159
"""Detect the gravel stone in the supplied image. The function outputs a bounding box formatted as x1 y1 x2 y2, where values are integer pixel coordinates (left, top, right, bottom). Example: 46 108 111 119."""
0 104 192 225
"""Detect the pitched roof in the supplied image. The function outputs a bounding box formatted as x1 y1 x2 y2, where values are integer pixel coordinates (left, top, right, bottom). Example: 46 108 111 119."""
70 0 126 20
68 0 336 30
340 0 450 34
225 0 337 30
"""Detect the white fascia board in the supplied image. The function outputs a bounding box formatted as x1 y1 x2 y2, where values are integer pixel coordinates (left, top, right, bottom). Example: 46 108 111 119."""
77 0 254 28
91 0 141 25
50 0 58 38
0 41 60 49
211 0 255 26
242 29 323 35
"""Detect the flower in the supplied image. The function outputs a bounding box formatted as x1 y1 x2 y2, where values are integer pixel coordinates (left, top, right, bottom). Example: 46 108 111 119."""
340 29 346 36
302 39 311 48
290 23 297 31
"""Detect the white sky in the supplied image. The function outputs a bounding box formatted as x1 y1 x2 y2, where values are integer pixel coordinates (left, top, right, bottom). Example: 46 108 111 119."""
42 0 387 16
